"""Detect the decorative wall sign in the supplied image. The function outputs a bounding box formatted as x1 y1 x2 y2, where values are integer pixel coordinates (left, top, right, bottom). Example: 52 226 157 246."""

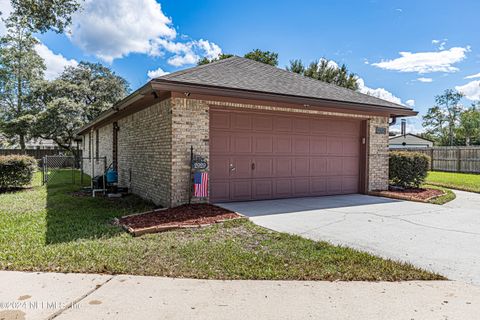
192 155 208 170
375 127 387 135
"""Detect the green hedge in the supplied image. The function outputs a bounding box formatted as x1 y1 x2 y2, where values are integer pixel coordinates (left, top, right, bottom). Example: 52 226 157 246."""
389 151 430 188
0 155 37 189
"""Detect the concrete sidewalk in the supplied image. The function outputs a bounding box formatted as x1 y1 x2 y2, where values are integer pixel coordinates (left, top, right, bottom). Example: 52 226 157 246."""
1 271 479 320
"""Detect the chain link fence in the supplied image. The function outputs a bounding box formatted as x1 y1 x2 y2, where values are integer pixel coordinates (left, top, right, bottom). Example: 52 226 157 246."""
41 155 76 185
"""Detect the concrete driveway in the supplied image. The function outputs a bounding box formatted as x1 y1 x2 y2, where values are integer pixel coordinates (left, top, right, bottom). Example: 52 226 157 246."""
219 190 480 286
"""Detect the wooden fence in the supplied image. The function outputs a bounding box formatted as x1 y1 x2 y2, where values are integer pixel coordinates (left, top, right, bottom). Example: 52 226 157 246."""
392 147 480 173
0 149 64 159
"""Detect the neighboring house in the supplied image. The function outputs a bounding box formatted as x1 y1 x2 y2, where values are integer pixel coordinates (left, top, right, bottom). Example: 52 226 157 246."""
77 56 417 207
24 138 59 150
389 134 433 149
1 137 59 150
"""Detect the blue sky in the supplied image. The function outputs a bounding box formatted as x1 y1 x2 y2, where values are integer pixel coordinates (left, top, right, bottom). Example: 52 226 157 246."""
2 0 479 132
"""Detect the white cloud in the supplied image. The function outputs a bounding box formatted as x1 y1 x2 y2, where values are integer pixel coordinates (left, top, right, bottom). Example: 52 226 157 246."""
405 99 415 107
417 77 433 83
68 0 222 66
357 78 403 105
196 39 222 60
69 0 176 62
372 47 470 74
35 43 78 80
147 67 169 79
154 38 222 67
456 80 480 101
465 72 480 79
432 39 448 50
0 0 12 35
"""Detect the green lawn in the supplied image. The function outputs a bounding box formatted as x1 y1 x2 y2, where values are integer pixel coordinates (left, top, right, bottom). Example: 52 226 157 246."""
0 171 443 281
423 184 456 205
426 171 480 193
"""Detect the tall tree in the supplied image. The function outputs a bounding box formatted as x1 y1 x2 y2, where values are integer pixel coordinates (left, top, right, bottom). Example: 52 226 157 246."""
0 15 45 150
197 53 233 65
287 58 358 90
244 49 278 66
286 59 305 74
33 62 129 151
423 89 463 146
458 106 480 146
9 0 81 33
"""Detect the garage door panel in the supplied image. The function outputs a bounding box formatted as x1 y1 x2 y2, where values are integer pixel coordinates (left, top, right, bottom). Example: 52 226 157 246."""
252 180 273 199
210 181 230 201
274 117 292 132
343 137 360 156
210 156 230 179
293 178 310 196
210 135 230 154
231 134 252 153
210 112 230 129
310 158 327 176
327 157 343 175
232 157 252 179
326 177 343 193
327 137 343 155
310 178 327 194
293 158 309 176
253 135 274 153
293 136 310 154
343 157 359 175
232 113 252 130
275 158 292 177
253 158 273 178
310 136 327 154
342 176 358 193
310 119 330 134
252 116 273 131
274 136 292 154
293 118 310 133
274 179 292 197
230 180 252 200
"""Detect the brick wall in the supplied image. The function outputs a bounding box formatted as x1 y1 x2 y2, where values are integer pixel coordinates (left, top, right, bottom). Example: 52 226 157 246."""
170 98 210 206
367 117 389 191
80 96 390 207
82 124 113 178
117 98 172 207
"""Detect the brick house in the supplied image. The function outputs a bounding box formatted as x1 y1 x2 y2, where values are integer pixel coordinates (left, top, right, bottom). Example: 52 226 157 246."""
77 56 417 207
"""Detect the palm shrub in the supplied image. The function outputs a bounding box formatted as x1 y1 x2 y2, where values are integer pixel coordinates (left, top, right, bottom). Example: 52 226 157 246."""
389 152 430 188
0 155 37 189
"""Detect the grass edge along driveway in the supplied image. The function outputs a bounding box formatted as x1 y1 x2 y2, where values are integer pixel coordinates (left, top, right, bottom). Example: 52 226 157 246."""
426 171 480 193
0 172 444 281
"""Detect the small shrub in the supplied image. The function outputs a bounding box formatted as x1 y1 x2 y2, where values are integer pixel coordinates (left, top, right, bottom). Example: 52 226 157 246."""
389 151 430 188
0 155 37 189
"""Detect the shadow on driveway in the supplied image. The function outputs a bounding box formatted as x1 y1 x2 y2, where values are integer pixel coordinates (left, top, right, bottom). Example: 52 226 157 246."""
218 194 400 217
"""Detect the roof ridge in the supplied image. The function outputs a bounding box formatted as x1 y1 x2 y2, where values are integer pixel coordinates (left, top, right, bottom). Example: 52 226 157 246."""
233 57 409 109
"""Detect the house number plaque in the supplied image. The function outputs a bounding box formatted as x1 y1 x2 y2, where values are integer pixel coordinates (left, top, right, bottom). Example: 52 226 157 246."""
192 156 208 169
375 127 387 135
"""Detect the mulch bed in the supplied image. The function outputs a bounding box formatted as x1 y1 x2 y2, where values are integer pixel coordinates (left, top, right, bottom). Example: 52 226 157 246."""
118 204 244 236
370 187 445 202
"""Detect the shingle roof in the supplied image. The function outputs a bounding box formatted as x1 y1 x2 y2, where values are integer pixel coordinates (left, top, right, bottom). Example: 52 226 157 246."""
156 56 410 110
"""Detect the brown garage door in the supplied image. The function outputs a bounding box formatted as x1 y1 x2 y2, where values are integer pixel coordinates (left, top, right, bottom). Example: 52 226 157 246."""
210 109 364 202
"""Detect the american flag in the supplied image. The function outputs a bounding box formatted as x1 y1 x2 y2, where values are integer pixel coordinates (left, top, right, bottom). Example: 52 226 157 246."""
193 172 208 197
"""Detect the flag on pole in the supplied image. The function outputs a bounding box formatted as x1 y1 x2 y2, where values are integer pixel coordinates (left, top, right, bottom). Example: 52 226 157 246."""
193 172 208 197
